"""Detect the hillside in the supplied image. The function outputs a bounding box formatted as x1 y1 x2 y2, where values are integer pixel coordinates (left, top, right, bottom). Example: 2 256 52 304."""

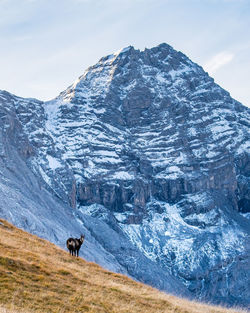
0 219 245 313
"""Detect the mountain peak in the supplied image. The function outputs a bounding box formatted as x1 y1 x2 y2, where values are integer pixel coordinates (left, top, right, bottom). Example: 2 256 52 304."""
1 42 250 308
97 45 136 65
59 42 200 103
147 42 174 53
114 45 135 55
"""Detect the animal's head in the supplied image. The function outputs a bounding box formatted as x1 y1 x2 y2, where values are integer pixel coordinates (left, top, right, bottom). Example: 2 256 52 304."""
80 234 85 243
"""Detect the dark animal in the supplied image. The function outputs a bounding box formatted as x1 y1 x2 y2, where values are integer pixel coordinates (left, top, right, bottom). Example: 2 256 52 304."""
66 235 85 257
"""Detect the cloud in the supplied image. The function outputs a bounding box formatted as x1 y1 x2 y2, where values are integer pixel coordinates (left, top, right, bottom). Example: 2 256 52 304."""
203 51 234 74
13 35 32 42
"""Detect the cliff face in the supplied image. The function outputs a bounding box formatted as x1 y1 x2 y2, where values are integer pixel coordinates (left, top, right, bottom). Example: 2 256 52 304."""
0 43 249 308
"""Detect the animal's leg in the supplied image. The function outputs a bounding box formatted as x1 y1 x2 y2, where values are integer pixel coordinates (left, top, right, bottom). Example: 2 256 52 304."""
77 249 79 257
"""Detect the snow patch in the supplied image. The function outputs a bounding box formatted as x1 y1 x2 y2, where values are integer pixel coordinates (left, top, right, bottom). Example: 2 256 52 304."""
112 171 134 180
47 155 63 170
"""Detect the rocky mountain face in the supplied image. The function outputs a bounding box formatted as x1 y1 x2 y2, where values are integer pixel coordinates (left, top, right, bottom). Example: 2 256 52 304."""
0 43 249 308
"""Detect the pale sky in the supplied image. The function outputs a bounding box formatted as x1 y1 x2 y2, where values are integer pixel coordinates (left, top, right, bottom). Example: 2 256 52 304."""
0 0 249 107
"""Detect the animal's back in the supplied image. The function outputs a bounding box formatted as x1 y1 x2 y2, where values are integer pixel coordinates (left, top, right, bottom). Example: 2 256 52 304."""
66 237 75 249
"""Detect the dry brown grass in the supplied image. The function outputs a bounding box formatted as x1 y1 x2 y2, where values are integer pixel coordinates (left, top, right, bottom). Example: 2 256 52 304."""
0 219 247 313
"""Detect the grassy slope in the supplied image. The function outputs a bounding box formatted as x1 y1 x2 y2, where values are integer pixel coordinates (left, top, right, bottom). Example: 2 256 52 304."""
0 219 246 313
